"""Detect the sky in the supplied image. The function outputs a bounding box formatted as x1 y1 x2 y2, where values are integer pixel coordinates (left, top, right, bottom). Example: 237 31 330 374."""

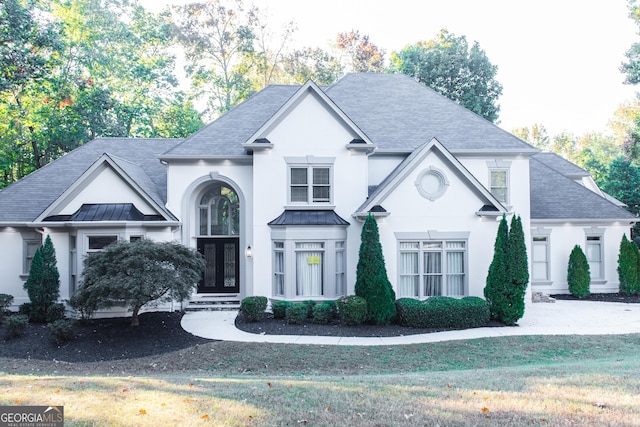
142 0 640 137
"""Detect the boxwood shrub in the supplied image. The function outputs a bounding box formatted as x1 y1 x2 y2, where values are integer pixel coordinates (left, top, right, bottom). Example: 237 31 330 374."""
336 295 368 326
312 302 332 324
5 315 29 339
240 296 268 322
285 303 308 325
395 296 490 329
271 300 292 319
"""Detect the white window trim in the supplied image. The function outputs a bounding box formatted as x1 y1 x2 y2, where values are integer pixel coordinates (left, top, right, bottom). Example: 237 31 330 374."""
285 156 335 207
531 235 551 285
584 228 606 283
486 160 512 206
397 237 468 298
271 225 346 299
415 166 449 201
22 239 42 276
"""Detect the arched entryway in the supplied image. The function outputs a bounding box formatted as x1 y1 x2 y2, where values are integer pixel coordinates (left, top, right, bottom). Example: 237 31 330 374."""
196 182 240 294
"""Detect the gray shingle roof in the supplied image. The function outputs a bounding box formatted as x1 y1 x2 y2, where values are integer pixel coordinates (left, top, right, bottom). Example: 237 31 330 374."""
162 73 537 157
44 203 164 222
532 152 590 177
0 138 180 222
530 156 636 220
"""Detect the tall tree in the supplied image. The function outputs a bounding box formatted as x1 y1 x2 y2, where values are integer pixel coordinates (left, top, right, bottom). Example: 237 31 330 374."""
281 47 344 85
390 29 502 122
617 234 640 295
335 30 385 73
354 214 396 325
504 215 528 324
171 0 258 117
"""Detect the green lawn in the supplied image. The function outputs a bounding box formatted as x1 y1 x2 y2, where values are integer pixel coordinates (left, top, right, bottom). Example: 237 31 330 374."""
2 334 639 426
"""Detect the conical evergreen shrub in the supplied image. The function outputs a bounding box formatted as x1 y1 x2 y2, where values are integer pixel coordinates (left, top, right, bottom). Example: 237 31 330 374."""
484 214 509 322
568 245 590 298
23 235 60 322
617 234 640 295
355 214 396 324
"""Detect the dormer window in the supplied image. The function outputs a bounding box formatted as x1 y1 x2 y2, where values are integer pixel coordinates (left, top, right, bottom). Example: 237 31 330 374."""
286 156 334 205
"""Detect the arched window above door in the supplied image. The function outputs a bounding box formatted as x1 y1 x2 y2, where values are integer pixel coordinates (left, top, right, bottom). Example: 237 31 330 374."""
198 183 239 236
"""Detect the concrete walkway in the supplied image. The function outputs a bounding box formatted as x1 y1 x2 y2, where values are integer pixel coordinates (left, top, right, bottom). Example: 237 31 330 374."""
181 300 640 346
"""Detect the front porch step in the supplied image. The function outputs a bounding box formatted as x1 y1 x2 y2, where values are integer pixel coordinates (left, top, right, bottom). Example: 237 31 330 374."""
186 296 241 311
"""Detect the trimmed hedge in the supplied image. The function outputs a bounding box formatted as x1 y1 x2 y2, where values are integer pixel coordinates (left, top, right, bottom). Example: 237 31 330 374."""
285 303 308 325
47 319 75 344
5 315 29 339
271 300 292 319
395 296 490 329
240 296 268 322
336 295 368 326
312 302 332 324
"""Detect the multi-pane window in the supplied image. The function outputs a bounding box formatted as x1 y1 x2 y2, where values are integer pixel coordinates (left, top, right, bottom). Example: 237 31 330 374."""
335 241 346 296
295 242 324 296
198 184 240 236
490 169 508 204
272 239 345 298
532 236 549 281
399 241 466 298
24 240 41 274
586 236 603 279
87 235 118 252
290 166 331 203
274 242 285 296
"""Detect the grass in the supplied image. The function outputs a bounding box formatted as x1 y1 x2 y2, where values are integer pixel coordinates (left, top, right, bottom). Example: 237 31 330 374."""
1 334 640 426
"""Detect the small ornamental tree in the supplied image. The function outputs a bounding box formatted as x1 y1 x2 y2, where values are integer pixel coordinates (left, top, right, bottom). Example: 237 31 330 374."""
354 213 396 324
78 239 205 326
568 245 591 298
23 235 60 322
617 234 640 295
504 215 529 325
484 214 509 322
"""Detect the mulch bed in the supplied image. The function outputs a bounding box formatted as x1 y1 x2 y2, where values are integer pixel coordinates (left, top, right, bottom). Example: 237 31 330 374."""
0 311 211 363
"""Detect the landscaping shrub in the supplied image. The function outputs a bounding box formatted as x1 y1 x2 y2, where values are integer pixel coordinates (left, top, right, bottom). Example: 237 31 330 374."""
312 302 332 324
0 293 13 322
45 303 66 323
241 296 268 322
568 245 590 298
302 300 316 318
68 286 100 321
271 300 292 319
47 319 75 344
285 303 308 325
395 297 490 329
336 295 368 326
618 234 640 295
5 315 28 339
354 214 396 325
23 235 60 322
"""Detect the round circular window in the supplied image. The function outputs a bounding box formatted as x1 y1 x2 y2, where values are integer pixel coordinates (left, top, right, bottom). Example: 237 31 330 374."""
415 167 449 200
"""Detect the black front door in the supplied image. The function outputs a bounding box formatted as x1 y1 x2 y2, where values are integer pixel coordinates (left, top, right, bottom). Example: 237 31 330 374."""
197 238 240 294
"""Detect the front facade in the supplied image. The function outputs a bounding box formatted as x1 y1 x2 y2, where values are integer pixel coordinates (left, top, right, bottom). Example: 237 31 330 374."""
0 73 635 313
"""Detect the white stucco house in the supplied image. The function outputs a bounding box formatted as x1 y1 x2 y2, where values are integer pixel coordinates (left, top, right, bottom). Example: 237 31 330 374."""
0 73 635 314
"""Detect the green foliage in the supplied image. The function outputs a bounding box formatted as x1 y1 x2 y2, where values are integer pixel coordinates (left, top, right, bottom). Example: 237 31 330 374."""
354 214 396 324
336 295 368 326
302 300 317 318
24 235 60 322
241 296 268 322
395 297 490 329
312 303 333 324
47 319 76 344
45 303 66 323
618 234 640 295
78 239 205 326
271 300 292 319
281 47 344 85
0 293 13 321
484 215 528 326
285 303 308 325
568 245 591 298
390 29 502 122
4 314 28 339
68 286 100 321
